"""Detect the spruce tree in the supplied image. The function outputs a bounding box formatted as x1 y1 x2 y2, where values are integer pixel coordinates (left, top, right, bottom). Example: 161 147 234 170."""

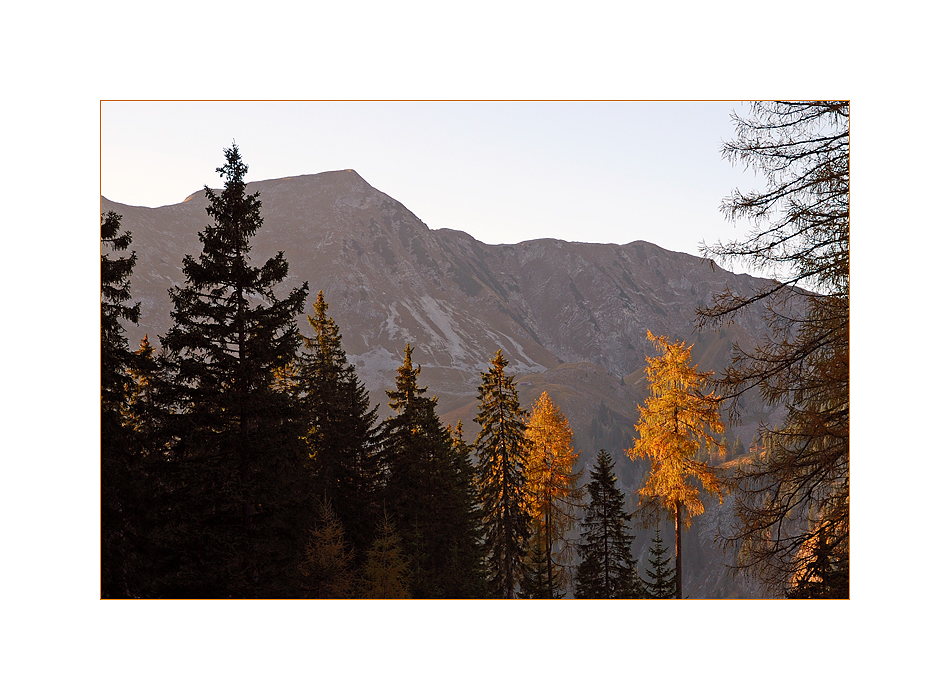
101 211 141 598
380 345 473 598
298 290 381 560
520 535 563 599
473 350 531 599
118 335 177 597
785 527 849 599
161 143 310 597
641 529 676 599
447 421 488 598
101 211 141 416
575 450 640 599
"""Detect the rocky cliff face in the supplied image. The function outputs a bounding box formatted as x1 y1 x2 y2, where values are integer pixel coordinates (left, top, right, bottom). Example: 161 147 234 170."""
102 169 772 401
102 168 787 597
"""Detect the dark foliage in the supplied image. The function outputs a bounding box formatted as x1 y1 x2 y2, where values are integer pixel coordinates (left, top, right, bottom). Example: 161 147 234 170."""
699 101 849 595
575 451 641 599
641 529 675 599
101 211 142 598
159 144 311 597
298 291 382 561
380 345 483 598
473 350 531 599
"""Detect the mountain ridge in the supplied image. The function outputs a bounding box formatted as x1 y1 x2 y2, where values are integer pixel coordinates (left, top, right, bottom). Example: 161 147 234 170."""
102 169 785 597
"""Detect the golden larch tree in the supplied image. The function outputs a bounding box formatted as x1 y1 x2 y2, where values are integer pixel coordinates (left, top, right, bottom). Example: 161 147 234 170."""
628 331 724 599
298 498 355 599
524 391 583 598
359 513 411 599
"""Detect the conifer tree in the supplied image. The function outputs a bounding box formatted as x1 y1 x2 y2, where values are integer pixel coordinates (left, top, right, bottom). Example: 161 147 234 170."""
575 450 640 599
628 331 725 599
473 350 531 599
641 529 676 599
298 498 355 599
520 536 564 599
699 101 849 594
117 335 177 596
380 345 473 598
101 211 141 417
732 435 745 458
124 336 178 457
101 211 142 598
298 290 381 559
524 391 583 599
359 512 411 599
785 526 849 599
161 143 310 597
447 421 488 598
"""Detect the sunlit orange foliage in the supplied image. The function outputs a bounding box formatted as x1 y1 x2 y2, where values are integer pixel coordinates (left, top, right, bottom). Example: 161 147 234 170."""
524 392 583 595
628 331 725 527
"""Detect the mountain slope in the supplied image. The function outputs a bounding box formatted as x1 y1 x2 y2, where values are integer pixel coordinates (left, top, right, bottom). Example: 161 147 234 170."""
101 169 788 597
102 169 771 399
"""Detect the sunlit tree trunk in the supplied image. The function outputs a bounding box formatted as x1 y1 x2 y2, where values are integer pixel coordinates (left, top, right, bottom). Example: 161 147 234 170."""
628 331 725 602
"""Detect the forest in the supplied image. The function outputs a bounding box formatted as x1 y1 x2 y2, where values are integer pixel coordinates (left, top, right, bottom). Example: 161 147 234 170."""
101 101 849 599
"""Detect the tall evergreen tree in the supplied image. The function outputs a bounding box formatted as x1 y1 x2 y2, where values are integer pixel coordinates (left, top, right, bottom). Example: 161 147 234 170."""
473 350 531 599
447 421 488 598
101 211 141 417
117 335 176 597
298 290 381 560
641 529 676 599
575 450 640 599
380 345 474 598
628 330 725 599
161 143 310 597
520 536 564 599
524 391 583 599
101 211 142 598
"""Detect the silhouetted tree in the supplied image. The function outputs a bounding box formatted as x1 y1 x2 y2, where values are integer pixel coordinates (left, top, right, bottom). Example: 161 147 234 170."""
118 335 177 596
520 535 563 599
161 143 310 597
380 345 475 598
699 101 849 595
575 450 640 599
474 350 531 599
447 421 488 598
298 290 381 560
785 525 849 599
641 529 675 599
101 211 141 598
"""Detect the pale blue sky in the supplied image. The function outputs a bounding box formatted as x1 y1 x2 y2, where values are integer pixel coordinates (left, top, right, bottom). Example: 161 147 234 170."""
101 101 764 271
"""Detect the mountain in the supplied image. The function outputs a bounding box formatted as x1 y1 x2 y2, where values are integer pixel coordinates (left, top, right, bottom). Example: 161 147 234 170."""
101 169 787 597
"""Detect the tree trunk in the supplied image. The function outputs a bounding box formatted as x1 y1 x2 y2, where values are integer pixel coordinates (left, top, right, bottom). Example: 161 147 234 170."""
545 510 554 598
675 501 682 599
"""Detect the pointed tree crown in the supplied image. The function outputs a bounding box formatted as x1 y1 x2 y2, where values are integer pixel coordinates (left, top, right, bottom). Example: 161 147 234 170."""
629 330 725 525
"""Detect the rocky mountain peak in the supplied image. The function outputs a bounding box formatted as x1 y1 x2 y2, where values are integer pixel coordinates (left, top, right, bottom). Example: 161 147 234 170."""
102 169 789 597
